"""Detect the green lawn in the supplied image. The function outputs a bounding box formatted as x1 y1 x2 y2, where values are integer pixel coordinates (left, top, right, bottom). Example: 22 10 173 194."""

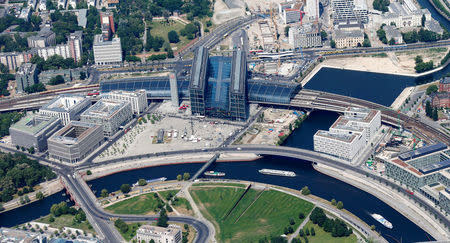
148 20 190 52
190 187 314 243
105 193 161 215
159 189 179 200
172 197 192 211
116 222 143 242
36 214 95 235
298 221 357 243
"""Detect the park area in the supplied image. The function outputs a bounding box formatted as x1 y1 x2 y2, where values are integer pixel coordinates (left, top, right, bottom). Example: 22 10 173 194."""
189 184 314 242
148 20 192 52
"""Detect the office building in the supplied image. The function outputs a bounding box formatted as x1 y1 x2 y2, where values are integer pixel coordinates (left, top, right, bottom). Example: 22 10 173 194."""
278 2 294 14
288 23 321 48
439 77 450 92
376 2 431 28
93 35 122 65
314 107 381 161
282 8 301 24
331 0 368 24
48 121 103 163
383 25 403 44
305 0 319 20
189 46 208 116
136 225 182 243
384 143 450 214
0 228 46 242
15 63 37 92
100 11 115 40
27 28 56 48
68 31 83 63
333 22 364 48
80 99 132 137
10 114 62 152
39 94 91 125
101 90 147 115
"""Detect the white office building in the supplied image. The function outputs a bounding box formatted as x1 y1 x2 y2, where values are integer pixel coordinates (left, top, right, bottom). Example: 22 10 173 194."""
101 90 148 115
136 225 182 243
314 107 381 161
305 0 319 20
288 23 321 48
93 35 122 65
39 94 91 125
80 99 132 137
375 2 431 28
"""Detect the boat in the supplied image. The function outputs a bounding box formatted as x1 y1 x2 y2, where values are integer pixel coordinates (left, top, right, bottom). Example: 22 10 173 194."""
258 169 296 177
371 213 393 229
133 177 167 187
204 171 225 177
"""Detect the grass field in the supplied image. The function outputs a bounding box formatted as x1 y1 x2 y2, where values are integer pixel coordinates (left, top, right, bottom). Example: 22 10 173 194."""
148 20 190 52
190 187 314 243
159 189 180 200
105 193 161 215
298 221 358 243
116 222 143 241
36 214 95 235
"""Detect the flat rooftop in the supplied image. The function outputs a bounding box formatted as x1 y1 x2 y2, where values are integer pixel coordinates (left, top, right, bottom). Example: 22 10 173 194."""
330 116 365 133
50 121 100 144
315 130 359 143
10 114 59 135
41 94 87 113
81 99 128 119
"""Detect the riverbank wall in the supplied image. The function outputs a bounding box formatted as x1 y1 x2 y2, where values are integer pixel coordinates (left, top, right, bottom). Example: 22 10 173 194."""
313 163 450 241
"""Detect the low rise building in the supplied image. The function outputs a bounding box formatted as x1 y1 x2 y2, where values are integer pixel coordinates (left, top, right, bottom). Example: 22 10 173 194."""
425 19 443 35
27 28 56 48
376 2 431 28
15 63 38 92
333 28 364 48
39 68 86 84
383 25 403 44
439 77 450 92
136 224 182 243
384 144 450 214
101 90 147 115
18 7 31 21
289 24 321 49
93 35 122 65
282 9 301 24
431 92 450 108
48 121 104 163
9 114 62 152
39 94 91 125
80 99 132 137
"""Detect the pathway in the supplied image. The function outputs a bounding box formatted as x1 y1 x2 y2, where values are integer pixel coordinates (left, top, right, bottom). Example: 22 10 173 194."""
288 209 313 243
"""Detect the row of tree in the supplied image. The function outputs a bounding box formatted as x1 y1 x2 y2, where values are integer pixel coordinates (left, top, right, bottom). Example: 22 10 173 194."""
425 101 439 121
414 55 434 73
310 207 353 237
0 152 56 202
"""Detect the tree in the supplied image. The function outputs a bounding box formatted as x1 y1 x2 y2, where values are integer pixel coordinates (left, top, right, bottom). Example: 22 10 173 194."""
138 179 147 186
298 212 305 219
336 201 344 209
320 30 327 41
426 84 438 95
114 219 128 233
183 172 190 181
421 14 426 27
310 227 315 236
48 75 65 85
331 199 336 206
157 208 169 227
415 55 423 64
388 38 396 45
80 71 86 80
299 228 304 237
168 30 180 43
305 227 310 236
27 147 35 154
376 28 387 44
100 189 109 198
86 170 92 175
177 174 182 181
289 218 295 225
432 107 438 121
120 184 131 194
426 101 432 118
36 191 44 200
24 83 46 94
330 40 336 48
284 26 290 37
373 0 389 12
301 186 310 195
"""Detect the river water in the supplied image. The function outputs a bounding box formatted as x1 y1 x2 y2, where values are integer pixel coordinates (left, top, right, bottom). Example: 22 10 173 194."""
0 63 443 242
